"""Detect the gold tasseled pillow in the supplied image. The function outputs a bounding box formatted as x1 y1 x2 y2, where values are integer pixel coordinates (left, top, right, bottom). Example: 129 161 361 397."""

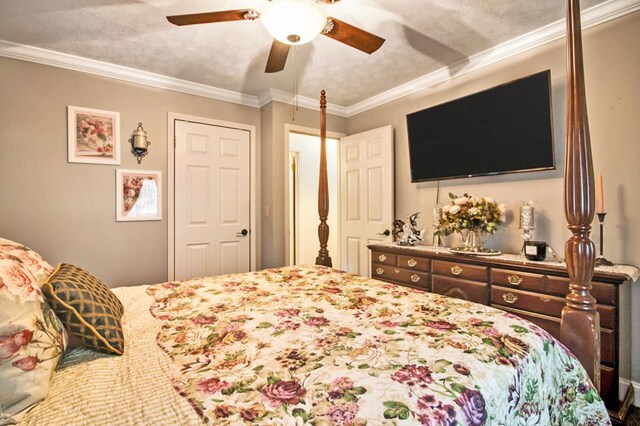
43 263 125 355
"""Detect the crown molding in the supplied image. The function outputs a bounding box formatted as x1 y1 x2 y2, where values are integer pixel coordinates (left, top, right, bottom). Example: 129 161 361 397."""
0 0 637 117
345 0 640 117
0 40 261 108
260 88 349 117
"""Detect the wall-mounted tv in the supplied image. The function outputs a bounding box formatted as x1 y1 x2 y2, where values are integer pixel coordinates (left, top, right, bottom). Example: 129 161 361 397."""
406 70 555 182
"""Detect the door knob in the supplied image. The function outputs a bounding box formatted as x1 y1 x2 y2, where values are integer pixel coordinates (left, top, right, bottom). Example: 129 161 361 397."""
377 229 390 236
237 229 248 237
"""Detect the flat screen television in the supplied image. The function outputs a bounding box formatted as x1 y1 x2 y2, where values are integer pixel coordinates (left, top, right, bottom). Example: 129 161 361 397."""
406 70 555 182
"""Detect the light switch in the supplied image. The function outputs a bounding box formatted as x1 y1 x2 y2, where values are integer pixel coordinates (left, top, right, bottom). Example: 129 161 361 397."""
263 205 269 217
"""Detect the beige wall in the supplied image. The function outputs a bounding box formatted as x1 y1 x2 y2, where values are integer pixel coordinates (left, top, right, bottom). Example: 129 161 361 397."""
348 11 640 382
0 56 261 287
260 101 347 268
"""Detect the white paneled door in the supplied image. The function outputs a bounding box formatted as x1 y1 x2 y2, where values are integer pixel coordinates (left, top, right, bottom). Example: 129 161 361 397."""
340 125 394 276
174 120 250 280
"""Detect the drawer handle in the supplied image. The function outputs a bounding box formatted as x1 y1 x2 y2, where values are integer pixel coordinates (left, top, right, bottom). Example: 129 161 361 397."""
410 274 420 283
378 254 387 262
407 259 417 267
376 267 384 275
503 293 518 304
540 296 551 303
451 265 463 276
507 275 523 286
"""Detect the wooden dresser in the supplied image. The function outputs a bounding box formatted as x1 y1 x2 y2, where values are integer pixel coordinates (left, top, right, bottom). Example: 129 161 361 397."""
368 243 637 423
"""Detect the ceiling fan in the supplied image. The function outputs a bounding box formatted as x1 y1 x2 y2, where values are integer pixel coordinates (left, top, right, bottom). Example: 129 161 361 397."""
167 0 385 73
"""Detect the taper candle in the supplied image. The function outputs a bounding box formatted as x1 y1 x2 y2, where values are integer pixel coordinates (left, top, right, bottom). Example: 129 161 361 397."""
597 173 604 213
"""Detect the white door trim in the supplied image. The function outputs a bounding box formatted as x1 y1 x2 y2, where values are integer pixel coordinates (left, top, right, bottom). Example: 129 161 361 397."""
283 124 345 266
168 112 257 280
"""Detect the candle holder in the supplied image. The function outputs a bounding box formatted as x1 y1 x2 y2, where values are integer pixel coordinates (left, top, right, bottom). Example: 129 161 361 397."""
595 212 614 267
519 201 535 255
432 205 443 248
545 244 563 263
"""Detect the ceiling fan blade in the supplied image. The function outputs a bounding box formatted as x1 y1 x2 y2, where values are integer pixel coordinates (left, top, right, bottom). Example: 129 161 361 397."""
167 10 256 26
322 18 385 54
265 40 291 73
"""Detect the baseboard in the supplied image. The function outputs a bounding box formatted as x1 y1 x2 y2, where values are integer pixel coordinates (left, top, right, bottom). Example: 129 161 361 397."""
619 378 640 407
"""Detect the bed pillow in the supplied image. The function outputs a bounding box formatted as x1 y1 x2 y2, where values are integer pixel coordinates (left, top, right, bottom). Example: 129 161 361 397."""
0 258 67 424
0 238 54 285
43 264 125 355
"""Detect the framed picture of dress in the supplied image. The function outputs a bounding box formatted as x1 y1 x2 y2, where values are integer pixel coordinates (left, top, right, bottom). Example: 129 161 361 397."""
67 106 120 164
116 169 161 221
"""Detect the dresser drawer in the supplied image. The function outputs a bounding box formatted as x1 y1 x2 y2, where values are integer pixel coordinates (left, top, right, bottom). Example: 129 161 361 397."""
492 286 565 318
492 286 616 329
372 265 430 290
597 305 616 330
371 251 397 266
491 269 545 292
546 276 615 305
600 365 617 408
601 329 615 367
397 255 430 272
432 275 488 304
496 306 615 365
432 260 488 282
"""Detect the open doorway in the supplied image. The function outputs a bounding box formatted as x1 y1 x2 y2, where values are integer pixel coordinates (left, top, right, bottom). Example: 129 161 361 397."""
284 125 394 272
288 131 339 265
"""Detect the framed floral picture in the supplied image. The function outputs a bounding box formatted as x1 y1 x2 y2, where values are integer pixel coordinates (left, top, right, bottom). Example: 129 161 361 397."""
68 106 120 164
116 170 162 221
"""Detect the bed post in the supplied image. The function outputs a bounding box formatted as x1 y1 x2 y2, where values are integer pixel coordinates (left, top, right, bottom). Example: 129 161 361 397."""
316 90 332 267
560 0 600 389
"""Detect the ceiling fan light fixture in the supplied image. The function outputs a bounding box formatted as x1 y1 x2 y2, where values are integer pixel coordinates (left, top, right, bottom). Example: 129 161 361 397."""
261 0 326 45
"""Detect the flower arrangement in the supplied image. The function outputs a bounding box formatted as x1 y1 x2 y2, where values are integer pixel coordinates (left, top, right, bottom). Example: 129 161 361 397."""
437 193 506 236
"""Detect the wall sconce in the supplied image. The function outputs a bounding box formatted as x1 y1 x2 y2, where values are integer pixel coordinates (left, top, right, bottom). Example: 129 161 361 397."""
129 122 151 164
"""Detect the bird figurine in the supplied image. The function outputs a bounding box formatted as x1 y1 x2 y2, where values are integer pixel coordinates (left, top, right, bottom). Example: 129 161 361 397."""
393 212 424 246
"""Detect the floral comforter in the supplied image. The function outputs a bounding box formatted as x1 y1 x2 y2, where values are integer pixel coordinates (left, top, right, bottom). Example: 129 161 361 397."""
147 266 609 425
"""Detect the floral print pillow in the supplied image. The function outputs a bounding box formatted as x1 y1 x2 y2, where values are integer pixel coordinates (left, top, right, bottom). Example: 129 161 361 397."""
0 258 66 424
0 238 54 285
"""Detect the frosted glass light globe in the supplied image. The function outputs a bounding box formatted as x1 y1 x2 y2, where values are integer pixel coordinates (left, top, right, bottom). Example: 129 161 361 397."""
261 0 326 45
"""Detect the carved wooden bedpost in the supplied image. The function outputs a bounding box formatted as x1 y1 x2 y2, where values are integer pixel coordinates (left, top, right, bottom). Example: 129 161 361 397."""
560 0 600 389
316 90 332 267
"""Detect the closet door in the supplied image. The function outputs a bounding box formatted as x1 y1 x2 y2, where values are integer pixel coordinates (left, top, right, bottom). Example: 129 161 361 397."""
174 120 250 280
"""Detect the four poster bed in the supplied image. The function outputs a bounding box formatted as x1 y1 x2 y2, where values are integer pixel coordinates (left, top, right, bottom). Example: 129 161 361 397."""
1 0 617 425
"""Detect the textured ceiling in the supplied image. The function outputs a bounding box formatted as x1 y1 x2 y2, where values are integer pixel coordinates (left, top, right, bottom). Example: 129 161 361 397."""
0 0 607 107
